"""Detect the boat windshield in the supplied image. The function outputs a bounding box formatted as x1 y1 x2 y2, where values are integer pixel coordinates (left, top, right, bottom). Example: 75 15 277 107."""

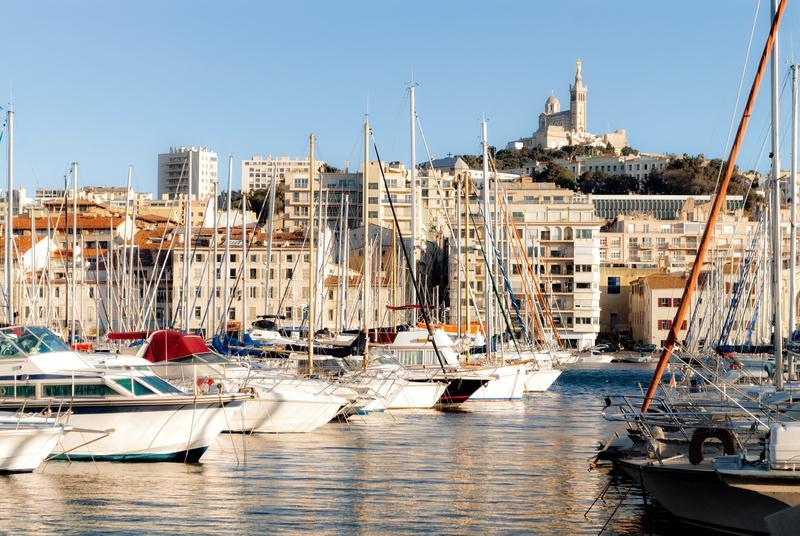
172 352 231 365
0 326 71 358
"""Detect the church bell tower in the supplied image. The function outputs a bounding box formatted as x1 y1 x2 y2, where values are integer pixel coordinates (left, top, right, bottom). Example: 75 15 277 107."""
569 59 587 133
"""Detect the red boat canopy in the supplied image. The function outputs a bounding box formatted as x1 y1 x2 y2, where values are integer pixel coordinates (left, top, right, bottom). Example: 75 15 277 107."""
142 330 212 362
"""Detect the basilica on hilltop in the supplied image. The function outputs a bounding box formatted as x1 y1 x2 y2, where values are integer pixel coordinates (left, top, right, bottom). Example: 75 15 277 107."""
507 60 628 152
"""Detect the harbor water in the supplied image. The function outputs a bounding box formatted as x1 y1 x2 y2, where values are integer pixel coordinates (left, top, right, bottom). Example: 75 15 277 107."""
2 364 679 534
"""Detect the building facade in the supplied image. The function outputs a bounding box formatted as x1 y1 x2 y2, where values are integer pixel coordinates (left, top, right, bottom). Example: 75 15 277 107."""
157 146 218 200
241 155 321 193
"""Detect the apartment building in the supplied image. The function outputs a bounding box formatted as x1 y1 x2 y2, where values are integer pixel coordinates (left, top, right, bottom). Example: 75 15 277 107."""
157 146 218 200
241 155 321 193
597 198 759 338
447 180 602 350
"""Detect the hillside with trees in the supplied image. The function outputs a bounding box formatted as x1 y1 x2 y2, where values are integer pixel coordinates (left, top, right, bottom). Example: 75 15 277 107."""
457 147 758 209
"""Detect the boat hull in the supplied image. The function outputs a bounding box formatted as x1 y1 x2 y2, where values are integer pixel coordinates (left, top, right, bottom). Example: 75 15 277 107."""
524 368 562 392
0 397 243 462
232 390 346 433
439 377 488 405
385 381 447 409
620 459 787 535
467 364 527 400
0 426 64 472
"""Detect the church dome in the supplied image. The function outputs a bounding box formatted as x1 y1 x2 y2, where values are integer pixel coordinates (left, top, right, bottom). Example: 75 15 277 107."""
545 95 560 114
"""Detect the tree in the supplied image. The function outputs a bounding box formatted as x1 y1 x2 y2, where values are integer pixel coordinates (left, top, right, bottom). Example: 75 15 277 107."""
247 184 286 224
621 146 639 156
321 163 341 173
536 162 576 189
578 170 607 193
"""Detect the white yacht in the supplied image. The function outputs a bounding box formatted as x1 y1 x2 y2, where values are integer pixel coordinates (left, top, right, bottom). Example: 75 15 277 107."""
0 326 246 462
135 331 356 434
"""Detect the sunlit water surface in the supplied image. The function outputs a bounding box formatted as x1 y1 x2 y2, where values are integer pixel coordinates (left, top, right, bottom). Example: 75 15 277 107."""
1 365 679 534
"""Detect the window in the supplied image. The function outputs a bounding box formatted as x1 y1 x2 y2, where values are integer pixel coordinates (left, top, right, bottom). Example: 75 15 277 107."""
658 320 672 330
608 277 621 294
249 287 257 299
89 287 95 299
658 298 671 307
285 307 293 319
672 298 681 307
194 306 201 319
286 268 293 278
250 268 257 279
43 383 118 397
228 308 236 320
113 378 156 396
576 282 591 289
0 385 35 398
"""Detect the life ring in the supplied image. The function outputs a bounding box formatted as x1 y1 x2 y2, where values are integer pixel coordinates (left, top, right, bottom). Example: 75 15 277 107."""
196 377 214 394
688 427 737 465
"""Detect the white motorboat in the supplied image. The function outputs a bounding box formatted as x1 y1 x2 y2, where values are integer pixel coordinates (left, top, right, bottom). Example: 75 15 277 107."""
135 330 355 433
370 329 488 405
0 326 246 462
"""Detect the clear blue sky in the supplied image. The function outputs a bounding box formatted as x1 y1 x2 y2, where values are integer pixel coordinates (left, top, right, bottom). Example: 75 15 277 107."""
2 0 800 193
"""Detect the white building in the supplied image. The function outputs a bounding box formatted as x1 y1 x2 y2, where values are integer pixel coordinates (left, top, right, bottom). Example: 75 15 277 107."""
157 146 218 200
241 155 321 193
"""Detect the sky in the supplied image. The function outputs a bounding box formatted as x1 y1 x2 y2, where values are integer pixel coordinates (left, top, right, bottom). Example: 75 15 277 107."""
2 0 800 194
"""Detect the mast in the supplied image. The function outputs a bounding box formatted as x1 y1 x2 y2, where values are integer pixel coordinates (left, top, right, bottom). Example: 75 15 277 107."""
211 179 218 335
223 155 233 336
340 195 349 332
5 109 12 325
123 165 132 316
770 0 784 390
108 216 114 332
307 133 316 374
183 151 192 332
409 84 418 324
71 162 78 339
30 207 36 324
362 121 370 366
456 179 462 336
264 165 277 316
642 0 788 412
464 172 471 364
481 120 493 361
791 62 799 380
242 191 248 333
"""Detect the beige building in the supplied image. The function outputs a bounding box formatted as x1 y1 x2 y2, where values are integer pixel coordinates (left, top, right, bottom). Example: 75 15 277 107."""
598 198 757 339
241 155 320 193
445 180 603 349
629 274 687 346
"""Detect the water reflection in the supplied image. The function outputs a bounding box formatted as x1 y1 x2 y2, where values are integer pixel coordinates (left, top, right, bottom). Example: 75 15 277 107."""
2 365 673 534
